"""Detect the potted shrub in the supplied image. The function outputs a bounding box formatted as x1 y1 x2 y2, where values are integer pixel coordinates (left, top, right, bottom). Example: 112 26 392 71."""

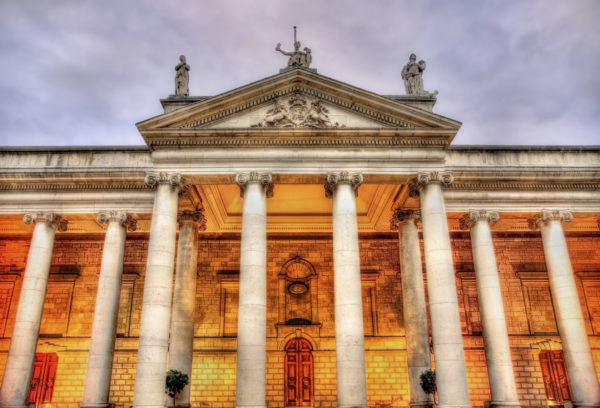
419 369 436 407
165 369 189 408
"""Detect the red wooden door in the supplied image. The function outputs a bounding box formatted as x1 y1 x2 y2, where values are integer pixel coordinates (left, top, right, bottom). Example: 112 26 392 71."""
28 353 58 407
285 338 313 406
539 350 573 407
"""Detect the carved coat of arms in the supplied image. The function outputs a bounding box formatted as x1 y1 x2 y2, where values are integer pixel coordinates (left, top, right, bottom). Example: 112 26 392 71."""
253 93 343 128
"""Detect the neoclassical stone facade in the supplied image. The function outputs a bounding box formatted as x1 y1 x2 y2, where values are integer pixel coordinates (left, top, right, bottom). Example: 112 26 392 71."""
0 69 599 408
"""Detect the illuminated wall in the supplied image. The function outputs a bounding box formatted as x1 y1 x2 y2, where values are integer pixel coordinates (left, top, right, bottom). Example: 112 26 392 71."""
0 231 599 407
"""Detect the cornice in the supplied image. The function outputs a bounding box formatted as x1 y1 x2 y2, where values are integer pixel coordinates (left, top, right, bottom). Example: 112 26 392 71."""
177 85 416 129
143 131 451 151
447 181 600 191
0 182 151 191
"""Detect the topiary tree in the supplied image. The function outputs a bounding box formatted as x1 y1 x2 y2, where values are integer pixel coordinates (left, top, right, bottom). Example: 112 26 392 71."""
419 369 436 406
165 369 189 408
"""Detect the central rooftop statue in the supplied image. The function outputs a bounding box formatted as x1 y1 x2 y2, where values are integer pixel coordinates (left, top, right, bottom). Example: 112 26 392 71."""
276 26 312 69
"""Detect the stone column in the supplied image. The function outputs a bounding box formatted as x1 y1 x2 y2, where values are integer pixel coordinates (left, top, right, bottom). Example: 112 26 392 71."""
168 210 205 408
533 210 600 408
413 172 471 408
0 212 67 408
82 211 133 408
235 172 273 408
133 173 182 408
391 209 432 408
325 171 368 408
461 211 519 408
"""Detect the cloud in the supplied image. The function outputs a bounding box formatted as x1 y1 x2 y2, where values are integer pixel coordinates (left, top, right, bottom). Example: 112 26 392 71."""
0 0 598 146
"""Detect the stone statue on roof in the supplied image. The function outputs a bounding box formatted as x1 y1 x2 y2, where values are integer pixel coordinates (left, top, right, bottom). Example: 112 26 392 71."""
174 55 190 97
276 26 312 68
401 53 429 96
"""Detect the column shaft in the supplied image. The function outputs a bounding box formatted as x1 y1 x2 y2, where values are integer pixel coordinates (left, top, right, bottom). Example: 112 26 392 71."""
327 172 368 408
394 211 432 408
235 172 271 408
539 211 600 408
168 211 202 408
82 212 128 408
467 212 519 408
133 175 181 408
0 212 64 408
417 173 471 408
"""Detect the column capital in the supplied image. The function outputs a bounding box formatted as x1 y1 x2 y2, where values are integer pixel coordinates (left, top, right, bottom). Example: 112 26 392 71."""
178 210 207 231
97 211 137 231
459 210 499 230
528 209 573 230
145 172 183 190
235 172 274 198
324 171 363 198
409 171 453 196
23 212 68 231
390 209 421 231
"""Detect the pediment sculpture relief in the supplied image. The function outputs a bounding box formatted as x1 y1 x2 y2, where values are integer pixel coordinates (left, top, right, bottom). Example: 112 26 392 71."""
252 93 344 128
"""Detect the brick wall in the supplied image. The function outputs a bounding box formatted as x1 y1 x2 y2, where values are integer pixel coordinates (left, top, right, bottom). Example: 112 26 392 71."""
0 232 598 408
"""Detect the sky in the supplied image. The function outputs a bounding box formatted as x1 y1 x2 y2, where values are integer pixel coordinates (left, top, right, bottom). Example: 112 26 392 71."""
0 0 598 147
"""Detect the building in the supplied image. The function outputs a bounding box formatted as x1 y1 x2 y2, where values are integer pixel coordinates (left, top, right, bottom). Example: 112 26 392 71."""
0 61 599 408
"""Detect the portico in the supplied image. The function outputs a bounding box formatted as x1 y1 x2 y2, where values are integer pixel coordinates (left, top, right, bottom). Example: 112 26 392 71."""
0 67 599 408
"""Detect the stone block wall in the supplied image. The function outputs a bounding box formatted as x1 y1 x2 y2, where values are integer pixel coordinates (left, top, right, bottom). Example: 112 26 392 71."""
0 232 598 408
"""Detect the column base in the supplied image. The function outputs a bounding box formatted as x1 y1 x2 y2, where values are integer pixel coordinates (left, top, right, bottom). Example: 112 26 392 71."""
483 401 521 408
435 405 471 408
409 402 434 408
81 404 113 408
0 404 29 408
484 402 521 408
337 405 369 408
572 402 600 408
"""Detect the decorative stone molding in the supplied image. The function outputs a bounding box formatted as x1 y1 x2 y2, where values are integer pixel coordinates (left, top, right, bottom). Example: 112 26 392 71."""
459 210 499 230
390 209 421 231
97 211 137 231
252 93 343 128
0 182 152 191
447 181 600 191
178 85 414 129
23 212 68 231
144 133 450 150
144 172 183 190
235 172 274 198
528 209 573 230
324 171 363 198
178 210 207 231
409 171 453 196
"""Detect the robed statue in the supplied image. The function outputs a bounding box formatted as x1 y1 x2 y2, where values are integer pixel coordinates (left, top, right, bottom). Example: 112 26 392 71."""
401 53 427 95
175 55 190 97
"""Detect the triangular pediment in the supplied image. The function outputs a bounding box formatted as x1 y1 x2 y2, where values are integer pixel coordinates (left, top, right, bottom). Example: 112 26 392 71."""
137 69 461 148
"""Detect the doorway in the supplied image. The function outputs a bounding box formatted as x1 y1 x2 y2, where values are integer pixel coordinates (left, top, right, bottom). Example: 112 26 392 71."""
539 350 573 407
285 337 314 407
27 352 58 407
